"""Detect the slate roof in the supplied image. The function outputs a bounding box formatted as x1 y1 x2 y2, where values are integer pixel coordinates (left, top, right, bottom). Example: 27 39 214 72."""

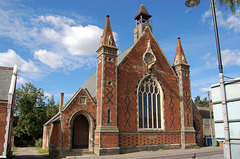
197 107 213 119
81 72 97 98
0 67 13 101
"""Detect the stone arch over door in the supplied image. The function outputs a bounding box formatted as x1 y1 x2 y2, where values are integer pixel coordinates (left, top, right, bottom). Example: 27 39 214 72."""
69 110 94 152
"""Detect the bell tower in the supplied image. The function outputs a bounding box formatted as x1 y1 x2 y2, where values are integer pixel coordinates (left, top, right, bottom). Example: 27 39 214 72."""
173 37 195 149
94 15 119 155
134 4 152 43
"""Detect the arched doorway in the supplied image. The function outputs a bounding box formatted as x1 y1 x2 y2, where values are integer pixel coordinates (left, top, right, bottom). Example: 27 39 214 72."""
193 118 201 146
72 114 89 148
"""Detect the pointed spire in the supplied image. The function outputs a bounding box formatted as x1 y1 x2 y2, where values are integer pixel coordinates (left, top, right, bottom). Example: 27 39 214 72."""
134 4 152 23
173 37 189 66
99 15 117 49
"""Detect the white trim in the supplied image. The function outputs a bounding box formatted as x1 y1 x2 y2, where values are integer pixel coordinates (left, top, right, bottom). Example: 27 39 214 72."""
3 65 17 157
0 155 7 158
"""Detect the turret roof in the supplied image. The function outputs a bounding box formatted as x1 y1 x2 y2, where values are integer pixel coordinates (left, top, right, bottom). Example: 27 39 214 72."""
173 37 189 66
134 4 152 21
98 15 117 50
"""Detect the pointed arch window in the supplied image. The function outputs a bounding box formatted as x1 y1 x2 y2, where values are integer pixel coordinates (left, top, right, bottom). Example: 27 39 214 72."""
138 76 163 129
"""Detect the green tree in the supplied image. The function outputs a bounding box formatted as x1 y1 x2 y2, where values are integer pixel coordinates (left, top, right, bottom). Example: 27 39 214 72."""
13 83 58 146
46 96 59 119
194 95 211 107
217 0 240 13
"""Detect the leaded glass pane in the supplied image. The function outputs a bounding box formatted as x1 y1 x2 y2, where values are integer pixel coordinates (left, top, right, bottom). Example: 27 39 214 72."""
153 94 157 128
141 84 144 92
143 92 147 128
157 94 161 128
139 93 143 128
148 93 152 128
146 84 149 92
150 85 153 93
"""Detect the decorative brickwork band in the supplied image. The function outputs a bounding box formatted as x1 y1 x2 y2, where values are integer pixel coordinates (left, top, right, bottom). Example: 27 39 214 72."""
184 96 190 110
106 87 113 104
124 85 131 127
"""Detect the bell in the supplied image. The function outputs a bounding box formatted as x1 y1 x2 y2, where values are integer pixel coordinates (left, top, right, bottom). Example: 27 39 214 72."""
185 0 200 7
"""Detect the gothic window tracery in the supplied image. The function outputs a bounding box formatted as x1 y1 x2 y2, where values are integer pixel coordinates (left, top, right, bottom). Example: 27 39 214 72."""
138 76 163 129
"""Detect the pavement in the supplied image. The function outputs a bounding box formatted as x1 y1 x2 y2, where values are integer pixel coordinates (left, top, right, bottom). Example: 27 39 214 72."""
13 147 46 159
65 146 224 159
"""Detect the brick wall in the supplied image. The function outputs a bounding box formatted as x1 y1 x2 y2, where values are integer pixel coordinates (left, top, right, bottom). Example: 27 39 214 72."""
185 132 195 144
102 55 117 126
42 126 48 150
50 123 61 147
0 102 7 155
101 133 118 147
119 133 180 146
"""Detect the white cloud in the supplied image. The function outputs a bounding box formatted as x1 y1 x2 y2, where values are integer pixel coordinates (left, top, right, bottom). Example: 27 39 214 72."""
44 92 53 98
17 76 27 85
201 10 211 23
0 49 39 73
202 9 240 33
201 52 217 68
62 25 103 55
200 87 210 92
0 8 108 57
219 9 240 33
222 49 240 66
38 15 75 28
0 7 118 84
34 49 63 69
202 49 240 68
42 28 60 41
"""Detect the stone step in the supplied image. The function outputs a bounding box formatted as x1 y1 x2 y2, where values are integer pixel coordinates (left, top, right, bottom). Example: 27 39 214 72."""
65 149 94 158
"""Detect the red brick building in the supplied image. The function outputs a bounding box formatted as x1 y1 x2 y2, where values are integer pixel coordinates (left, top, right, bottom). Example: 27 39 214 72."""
0 65 17 158
43 5 202 157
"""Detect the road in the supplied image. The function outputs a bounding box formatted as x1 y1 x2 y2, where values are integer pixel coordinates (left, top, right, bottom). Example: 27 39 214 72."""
65 147 224 159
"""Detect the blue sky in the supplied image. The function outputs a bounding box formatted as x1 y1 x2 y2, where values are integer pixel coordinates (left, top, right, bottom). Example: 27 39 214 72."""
0 0 239 103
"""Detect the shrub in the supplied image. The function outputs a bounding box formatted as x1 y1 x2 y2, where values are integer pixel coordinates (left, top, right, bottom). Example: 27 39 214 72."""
35 138 42 147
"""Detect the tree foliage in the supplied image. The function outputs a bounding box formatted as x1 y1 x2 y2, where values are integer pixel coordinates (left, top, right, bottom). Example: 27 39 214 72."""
13 83 59 146
194 95 211 107
217 0 240 13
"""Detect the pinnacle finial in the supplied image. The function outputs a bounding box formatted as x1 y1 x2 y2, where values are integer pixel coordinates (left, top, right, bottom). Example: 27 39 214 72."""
97 15 118 52
173 37 189 66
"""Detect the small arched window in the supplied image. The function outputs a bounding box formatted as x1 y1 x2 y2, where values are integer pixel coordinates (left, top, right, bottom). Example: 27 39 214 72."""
138 76 163 129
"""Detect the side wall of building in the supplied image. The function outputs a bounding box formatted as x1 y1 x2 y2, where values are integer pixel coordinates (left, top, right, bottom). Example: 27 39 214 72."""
117 29 183 152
